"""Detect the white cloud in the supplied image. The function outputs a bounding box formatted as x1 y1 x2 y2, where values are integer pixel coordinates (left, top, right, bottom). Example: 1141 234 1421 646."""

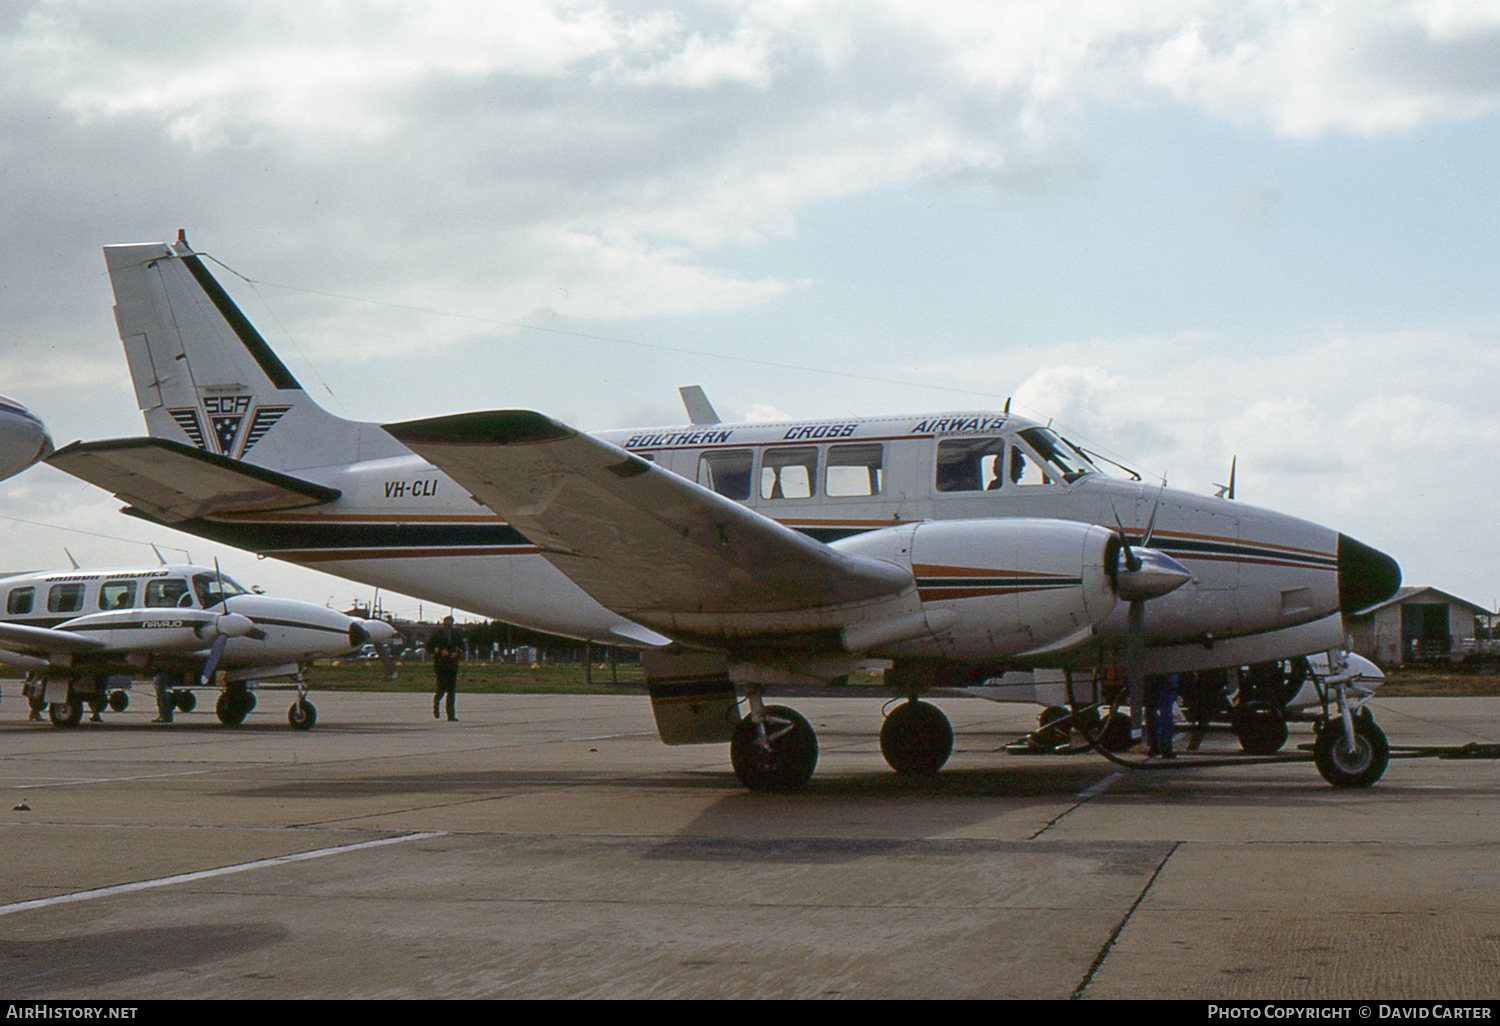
3 0 1499 607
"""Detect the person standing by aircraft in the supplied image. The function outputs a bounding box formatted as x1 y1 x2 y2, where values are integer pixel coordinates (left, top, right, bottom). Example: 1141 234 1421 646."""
152 671 176 724
1144 673 1180 758
430 616 461 721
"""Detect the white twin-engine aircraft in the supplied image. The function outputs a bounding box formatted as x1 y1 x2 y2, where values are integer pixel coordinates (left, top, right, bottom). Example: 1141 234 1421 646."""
0 394 53 482
0 562 397 729
49 234 1402 788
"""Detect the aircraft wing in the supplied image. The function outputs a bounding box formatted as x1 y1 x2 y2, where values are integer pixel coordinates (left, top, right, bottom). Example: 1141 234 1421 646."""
0 621 107 656
384 411 912 616
47 437 341 523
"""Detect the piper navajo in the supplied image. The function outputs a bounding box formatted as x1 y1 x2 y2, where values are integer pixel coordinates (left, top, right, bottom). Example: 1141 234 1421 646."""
0 395 53 481
0 561 398 729
49 234 1402 788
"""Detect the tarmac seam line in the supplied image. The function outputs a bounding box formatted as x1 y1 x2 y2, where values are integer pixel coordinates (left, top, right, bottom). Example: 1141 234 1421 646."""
0 830 446 917
1070 839 1181 1000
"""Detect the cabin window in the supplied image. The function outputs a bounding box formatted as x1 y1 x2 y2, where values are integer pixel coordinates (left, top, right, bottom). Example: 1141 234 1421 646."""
1016 427 1087 483
145 579 191 608
98 580 137 610
826 443 884 497
1008 446 1049 486
6 587 33 615
47 583 85 614
935 437 1007 492
761 446 818 500
697 449 752 500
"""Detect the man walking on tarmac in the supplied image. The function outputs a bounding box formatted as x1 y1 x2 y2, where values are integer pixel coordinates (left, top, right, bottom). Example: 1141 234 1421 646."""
430 616 462 722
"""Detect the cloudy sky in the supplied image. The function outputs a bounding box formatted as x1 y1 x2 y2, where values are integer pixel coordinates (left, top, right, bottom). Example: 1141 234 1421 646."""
2 0 1499 618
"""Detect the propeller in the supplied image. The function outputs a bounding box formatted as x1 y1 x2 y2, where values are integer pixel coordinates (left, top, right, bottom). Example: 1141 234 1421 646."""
1109 486 1191 741
197 559 261 685
1213 456 1237 500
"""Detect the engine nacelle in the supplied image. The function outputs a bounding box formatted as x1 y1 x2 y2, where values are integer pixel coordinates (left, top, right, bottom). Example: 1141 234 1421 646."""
832 518 1120 661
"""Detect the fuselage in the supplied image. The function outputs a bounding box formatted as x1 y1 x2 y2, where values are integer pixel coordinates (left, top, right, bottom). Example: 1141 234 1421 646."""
161 410 1399 674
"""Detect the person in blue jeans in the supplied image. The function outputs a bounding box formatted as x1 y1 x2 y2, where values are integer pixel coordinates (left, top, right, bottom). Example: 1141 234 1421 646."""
1144 672 1181 758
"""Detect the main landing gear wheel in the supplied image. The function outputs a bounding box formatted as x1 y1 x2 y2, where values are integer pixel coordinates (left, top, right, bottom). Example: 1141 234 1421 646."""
1233 700 1289 755
173 689 197 714
880 700 953 775
288 699 317 731
48 700 83 728
730 705 818 792
107 690 129 713
216 690 253 727
1314 717 1389 789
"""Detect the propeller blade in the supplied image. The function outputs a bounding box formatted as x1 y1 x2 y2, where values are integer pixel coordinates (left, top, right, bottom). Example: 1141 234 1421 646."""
1141 478 1166 548
1110 503 1141 572
200 632 229 687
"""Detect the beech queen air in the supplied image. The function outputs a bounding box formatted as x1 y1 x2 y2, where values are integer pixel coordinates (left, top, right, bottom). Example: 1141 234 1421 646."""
49 234 1402 789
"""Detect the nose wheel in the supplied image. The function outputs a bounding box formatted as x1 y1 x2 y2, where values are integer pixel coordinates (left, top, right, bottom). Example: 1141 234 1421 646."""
1313 714 1388 788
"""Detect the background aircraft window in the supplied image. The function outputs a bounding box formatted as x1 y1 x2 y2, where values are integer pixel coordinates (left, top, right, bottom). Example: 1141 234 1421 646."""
826 443 884 496
98 580 137 610
761 446 818 500
6 587 33 615
935 437 1006 492
145 579 190 608
697 449 752 500
47 582 85 614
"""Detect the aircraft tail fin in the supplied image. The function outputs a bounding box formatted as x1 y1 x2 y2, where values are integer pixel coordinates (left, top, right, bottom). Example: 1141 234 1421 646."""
104 233 405 474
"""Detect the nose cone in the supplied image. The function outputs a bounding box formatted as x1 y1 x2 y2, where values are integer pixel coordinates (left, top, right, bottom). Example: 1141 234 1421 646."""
1337 534 1402 613
1115 546 1193 602
349 619 398 648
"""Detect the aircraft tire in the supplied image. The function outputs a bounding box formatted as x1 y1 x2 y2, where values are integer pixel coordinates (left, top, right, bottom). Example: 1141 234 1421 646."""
288 699 317 731
880 700 954 775
48 700 83 728
1232 701 1289 754
730 705 818 791
1031 705 1071 748
215 691 248 727
174 690 198 714
1313 718 1389 789
1097 711 1133 752
107 690 129 713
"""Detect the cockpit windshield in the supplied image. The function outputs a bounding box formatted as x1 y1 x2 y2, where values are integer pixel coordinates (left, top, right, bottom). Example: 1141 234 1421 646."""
192 572 249 608
1017 427 1094 483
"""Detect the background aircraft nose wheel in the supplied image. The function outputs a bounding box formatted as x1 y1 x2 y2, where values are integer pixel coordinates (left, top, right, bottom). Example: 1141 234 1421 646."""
107 690 130 713
288 699 317 731
730 705 818 791
1313 717 1389 788
880 700 953 775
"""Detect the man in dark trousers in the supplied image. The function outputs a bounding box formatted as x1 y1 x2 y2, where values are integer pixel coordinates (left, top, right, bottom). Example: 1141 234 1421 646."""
429 616 462 721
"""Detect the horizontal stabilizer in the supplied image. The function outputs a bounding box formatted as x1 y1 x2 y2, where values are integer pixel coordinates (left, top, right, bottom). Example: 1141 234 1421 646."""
384 410 912 618
48 436 341 523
